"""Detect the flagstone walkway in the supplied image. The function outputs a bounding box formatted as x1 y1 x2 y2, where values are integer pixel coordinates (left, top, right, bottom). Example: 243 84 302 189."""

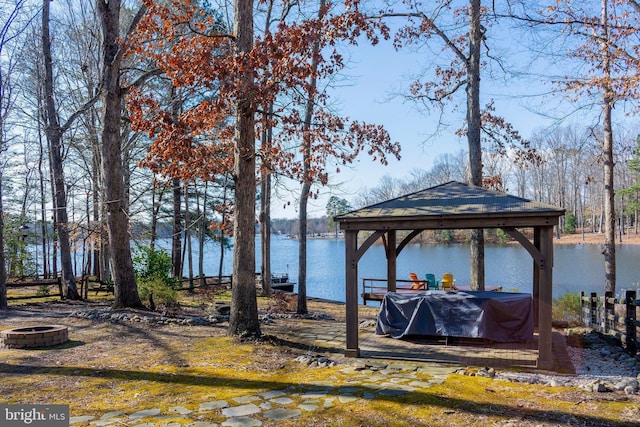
69 315 573 426
69 359 457 426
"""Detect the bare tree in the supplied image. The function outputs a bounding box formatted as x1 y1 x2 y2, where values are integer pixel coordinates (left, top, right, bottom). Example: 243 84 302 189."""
599 0 616 293
96 0 146 308
0 0 36 307
297 0 325 314
229 0 261 336
41 0 87 299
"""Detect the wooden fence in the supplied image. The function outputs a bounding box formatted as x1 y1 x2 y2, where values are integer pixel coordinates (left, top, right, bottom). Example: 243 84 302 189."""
580 290 639 354
6 277 63 300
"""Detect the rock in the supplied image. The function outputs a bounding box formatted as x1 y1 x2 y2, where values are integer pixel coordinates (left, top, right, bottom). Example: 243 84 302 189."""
263 408 301 420
359 319 377 329
214 303 231 315
221 417 262 427
221 404 261 418
365 361 389 371
599 347 612 357
294 353 336 368
594 382 611 393
311 312 333 321
129 408 161 418
199 400 229 411
168 406 192 415
614 379 639 392
476 367 495 378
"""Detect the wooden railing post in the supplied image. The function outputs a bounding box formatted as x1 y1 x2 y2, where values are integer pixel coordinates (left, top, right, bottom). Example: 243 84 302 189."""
625 290 637 354
604 291 614 334
361 278 366 306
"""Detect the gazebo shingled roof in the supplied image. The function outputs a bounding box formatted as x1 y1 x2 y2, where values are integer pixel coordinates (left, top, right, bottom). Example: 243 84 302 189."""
335 181 565 369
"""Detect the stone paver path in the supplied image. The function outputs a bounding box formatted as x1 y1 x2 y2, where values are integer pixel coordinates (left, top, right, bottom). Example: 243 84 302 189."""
69 360 456 427
68 315 554 426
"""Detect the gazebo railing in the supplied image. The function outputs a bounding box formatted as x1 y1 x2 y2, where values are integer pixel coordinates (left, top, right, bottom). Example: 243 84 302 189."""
361 278 420 305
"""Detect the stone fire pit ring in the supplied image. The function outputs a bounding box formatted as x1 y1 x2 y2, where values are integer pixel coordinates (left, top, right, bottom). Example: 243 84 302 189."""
0 325 69 349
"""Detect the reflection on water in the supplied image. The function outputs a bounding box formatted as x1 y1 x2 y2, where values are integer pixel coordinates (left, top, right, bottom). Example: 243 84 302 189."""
156 236 640 302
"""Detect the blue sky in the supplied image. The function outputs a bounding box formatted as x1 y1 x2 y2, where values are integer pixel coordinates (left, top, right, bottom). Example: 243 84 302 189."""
270 29 556 220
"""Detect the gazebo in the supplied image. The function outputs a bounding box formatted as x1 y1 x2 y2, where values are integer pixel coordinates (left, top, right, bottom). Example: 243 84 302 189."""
334 181 565 369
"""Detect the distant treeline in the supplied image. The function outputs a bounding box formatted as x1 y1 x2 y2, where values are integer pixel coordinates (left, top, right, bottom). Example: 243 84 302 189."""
268 217 331 236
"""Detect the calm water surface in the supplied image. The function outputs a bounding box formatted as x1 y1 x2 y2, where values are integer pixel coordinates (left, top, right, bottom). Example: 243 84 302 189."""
173 235 640 303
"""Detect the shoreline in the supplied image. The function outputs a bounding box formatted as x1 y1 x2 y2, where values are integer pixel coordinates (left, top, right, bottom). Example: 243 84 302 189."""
553 231 640 245
283 231 640 245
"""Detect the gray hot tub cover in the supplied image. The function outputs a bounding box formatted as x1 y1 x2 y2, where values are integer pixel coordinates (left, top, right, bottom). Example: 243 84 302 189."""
375 290 534 342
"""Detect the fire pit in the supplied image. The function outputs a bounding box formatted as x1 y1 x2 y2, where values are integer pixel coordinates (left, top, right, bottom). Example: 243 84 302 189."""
0 325 68 349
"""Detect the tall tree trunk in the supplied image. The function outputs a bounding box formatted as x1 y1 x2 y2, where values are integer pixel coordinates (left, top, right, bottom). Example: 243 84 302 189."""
259 1 275 297
260 170 272 296
92 145 102 279
172 178 183 279
260 107 273 297
171 87 183 279
298 182 309 314
218 175 229 284
42 0 80 299
467 0 484 290
297 0 325 314
37 111 49 278
198 181 207 288
0 180 5 309
150 184 164 249
97 0 143 308
229 0 260 337
84 82 101 280
50 164 58 278
601 0 616 294
184 182 194 289
0 64 5 306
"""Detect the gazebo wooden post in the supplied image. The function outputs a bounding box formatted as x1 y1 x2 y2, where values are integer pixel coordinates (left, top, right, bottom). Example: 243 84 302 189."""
345 229 360 357
537 225 554 370
387 231 397 292
533 228 540 328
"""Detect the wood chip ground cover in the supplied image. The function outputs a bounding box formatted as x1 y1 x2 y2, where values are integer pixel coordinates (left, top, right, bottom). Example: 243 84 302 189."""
0 297 639 426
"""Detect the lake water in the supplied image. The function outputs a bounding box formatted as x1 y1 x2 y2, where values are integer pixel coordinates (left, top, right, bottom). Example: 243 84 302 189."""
161 235 640 303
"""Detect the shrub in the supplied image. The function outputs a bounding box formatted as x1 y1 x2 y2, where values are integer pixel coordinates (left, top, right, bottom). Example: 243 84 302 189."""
267 291 296 314
138 277 178 310
435 229 454 243
133 245 179 310
552 292 581 326
36 285 50 297
495 228 508 245
564 211 576 234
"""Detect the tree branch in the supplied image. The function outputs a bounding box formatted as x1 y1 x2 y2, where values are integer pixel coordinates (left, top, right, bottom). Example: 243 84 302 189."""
373 11 467 63
115 5 149 67
60 90 102 134
121 68 164 93
627 0 640 14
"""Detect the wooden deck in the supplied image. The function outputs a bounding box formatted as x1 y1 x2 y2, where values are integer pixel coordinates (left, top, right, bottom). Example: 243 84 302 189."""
361 277 503 305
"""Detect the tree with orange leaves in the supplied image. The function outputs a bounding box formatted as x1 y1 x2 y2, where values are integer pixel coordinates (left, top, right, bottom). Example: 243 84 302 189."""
129 0 400 336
